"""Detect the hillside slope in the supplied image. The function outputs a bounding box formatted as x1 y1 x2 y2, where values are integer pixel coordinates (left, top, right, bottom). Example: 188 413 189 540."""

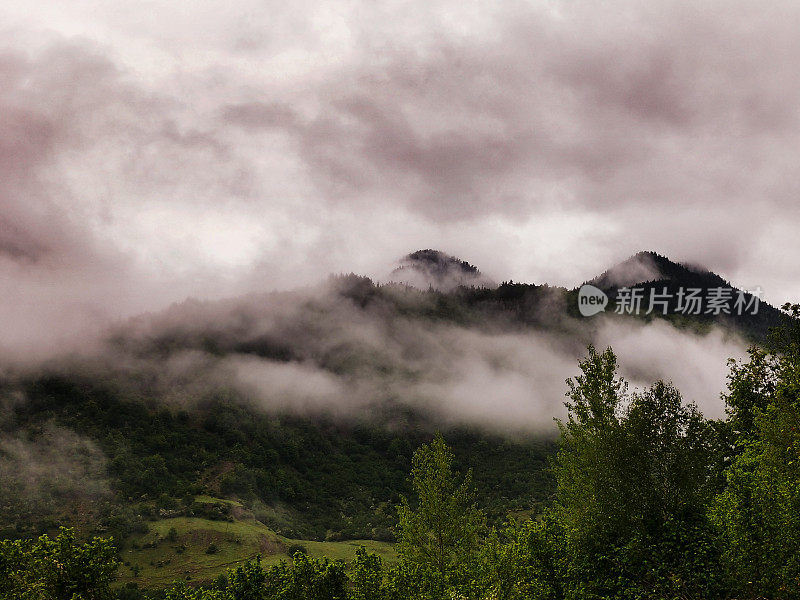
0 250 789 562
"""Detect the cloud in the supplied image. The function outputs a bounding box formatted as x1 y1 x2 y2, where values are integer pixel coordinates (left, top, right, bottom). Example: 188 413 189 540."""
42 281 744 432
224 356 350 413
0 424 111 521
0 0 799 360
595 317 748 418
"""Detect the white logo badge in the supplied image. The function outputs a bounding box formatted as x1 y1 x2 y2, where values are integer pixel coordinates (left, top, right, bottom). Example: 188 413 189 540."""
578 284 608 317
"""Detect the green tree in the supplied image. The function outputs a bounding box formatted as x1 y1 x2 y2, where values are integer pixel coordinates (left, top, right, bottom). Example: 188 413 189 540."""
262 553 347 600
477 517 564 600
164 581 227 600
0 527 119 600
552 346 722 600
711 303 800 598
226 557 266 600
350 546 386 600
395 433 485 598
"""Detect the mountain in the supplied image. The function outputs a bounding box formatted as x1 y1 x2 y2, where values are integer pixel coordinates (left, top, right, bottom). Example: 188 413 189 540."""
0 248 792 580
585 251 785 339
589 251 726 290
388 249 495 291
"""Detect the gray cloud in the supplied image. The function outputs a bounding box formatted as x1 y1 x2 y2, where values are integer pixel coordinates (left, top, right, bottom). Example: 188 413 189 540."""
0 0 798 359
47 281 741 431
595 317 747 418
0 424 111 521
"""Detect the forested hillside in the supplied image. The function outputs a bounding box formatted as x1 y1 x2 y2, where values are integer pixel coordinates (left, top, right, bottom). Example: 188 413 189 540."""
4 303 800 599
3 373 554 542
0 252 793 595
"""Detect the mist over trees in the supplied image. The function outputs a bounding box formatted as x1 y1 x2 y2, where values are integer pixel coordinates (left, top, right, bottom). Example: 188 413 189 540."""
3 305 800 599
1 260 759 544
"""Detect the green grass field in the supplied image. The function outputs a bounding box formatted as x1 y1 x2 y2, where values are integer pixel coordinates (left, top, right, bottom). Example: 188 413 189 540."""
117 498 395 589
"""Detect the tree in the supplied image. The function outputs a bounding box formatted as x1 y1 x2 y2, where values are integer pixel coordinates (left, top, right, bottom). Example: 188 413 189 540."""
477 517 565 600
395 433 485 598
226 557 266 600
711 303 800 598
350 546 386 600
0 527 119 600
164 581 227 600
262 553 347 600
552 346 722 600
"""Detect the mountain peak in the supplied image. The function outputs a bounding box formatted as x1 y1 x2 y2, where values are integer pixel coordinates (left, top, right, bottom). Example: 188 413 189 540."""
590 251 721 290
389 249 495 291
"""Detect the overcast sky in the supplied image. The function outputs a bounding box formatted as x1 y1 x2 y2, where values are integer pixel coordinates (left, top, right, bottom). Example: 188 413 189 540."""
2 0 800 352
